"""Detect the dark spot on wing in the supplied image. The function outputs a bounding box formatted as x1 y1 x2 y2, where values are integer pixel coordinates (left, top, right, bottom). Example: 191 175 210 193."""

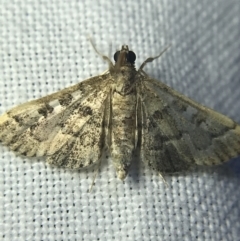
172 99 188 111
58 93 73 106
38 104 54 117
12 114 29 125
78 106 93 116
147 117 157 130
46 103 54 113
153 110 162 120
13 115 22 123
30 123 39 131
192 112 207 126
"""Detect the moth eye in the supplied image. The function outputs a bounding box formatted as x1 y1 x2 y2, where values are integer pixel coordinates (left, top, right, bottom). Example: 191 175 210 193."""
114 51 120 62
127 51 136 64
114 50 136 64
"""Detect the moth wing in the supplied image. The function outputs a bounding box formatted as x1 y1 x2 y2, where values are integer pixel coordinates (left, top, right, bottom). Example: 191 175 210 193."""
0 74 112 168
139 76 240 173
46 92 111 169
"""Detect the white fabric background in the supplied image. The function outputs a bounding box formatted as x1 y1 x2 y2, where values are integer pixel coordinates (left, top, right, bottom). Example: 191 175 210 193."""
0 1 240 240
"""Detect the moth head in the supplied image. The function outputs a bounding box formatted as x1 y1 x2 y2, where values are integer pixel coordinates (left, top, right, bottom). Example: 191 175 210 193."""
113 45 136 68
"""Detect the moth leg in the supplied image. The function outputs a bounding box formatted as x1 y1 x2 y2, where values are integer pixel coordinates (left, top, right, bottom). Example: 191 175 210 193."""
88 154 103 192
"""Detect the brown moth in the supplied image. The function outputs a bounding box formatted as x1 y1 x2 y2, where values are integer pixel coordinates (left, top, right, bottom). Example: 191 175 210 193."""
0 44 240 180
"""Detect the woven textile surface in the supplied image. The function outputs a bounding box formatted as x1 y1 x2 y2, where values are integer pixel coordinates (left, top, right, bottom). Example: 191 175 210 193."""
0 1 240 240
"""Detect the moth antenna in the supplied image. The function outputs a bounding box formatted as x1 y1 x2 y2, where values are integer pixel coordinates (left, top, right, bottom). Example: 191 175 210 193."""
139 44 171 71
108 41 112 61
88 37 114 68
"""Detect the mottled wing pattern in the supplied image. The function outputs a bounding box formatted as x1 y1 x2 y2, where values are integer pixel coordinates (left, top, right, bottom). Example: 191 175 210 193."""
0 74 113 169
139 76 240 173
47 91 112 169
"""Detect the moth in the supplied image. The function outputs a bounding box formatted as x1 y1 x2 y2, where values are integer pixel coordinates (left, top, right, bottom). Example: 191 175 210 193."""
0 44 240 180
